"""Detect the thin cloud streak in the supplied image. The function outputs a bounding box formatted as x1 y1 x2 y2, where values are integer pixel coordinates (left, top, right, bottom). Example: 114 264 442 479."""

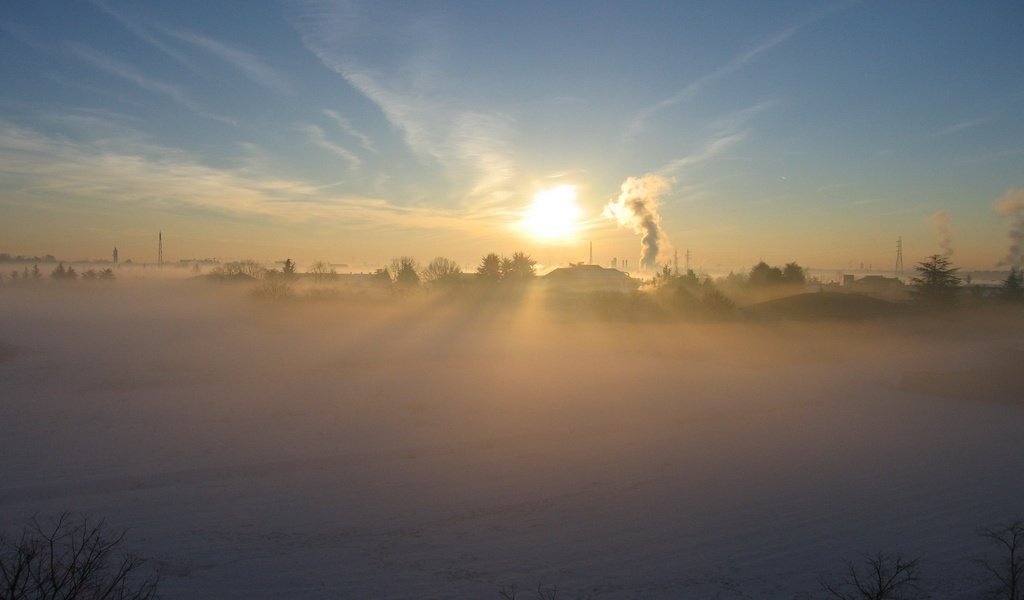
658 131 749 175
292 1 518 204
66 42 236 126
656 101 773 175
89 0 196 69
934 117 990 138
0 121 508 235
323 109 376 153
624 26 797 140
171 30 291 94
302 124 361 171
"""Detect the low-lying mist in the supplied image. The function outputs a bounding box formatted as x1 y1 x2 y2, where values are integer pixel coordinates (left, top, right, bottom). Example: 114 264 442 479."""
2 279 1023 598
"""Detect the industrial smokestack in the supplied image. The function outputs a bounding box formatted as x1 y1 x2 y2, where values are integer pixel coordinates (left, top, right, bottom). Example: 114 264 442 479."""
602 174 672 273
929 210 954 257
995 188 1024 268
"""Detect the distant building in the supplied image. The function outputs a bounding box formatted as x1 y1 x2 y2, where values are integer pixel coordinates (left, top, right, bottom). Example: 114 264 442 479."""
542 264 639 292
845 274 906 300
112 247 118 266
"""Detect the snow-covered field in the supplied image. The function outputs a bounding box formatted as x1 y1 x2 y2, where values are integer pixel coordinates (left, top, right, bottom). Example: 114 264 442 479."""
2 282 1023 598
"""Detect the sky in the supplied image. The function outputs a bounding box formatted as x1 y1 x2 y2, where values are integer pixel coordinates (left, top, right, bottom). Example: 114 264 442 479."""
1 1 1022 272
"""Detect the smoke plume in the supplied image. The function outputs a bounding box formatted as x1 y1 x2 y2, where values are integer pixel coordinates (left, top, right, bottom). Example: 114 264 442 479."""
995 188 1024 267
929 210 955 257
603 174 672 272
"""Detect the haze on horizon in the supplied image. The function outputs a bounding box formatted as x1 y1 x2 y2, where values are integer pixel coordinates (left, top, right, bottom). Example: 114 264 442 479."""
1 1 1023 272
2 274 1024 598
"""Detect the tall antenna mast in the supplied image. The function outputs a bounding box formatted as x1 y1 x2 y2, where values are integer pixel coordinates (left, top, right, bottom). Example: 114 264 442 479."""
894 236 904 280
685 248 691 273
158 231 164 268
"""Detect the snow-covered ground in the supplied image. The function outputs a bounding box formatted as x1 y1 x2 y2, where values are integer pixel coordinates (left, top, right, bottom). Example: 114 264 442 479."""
2 282 1023 598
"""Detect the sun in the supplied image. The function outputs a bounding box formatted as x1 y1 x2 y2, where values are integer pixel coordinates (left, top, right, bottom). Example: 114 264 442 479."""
521 185 581 243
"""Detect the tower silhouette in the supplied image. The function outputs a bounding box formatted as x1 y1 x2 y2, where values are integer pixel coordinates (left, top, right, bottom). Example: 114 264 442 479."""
158 232 163 268
894 236 904 280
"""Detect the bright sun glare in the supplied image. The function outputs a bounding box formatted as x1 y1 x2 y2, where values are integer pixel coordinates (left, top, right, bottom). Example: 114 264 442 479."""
522 185 581 243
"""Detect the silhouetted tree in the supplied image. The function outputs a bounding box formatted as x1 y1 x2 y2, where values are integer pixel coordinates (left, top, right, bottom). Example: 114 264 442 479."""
389 256 420 289
653 264 675 288
782 262 806 285
100 268 115 280
1002 267 1023 302
0 513 159 600
978 520 1024 600
910 254 961 306
499 256 514 279
477 253 502 283
680 269 700 289
822 554 925 600
308 260 335 283
504 252 537 281
749 261 784 286
421 257 462 286
49 263 78 281
31 265 41 280
282 258 296 279
209 260 265 280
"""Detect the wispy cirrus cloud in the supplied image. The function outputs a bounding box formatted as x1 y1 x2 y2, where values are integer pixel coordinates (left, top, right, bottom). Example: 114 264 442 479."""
933 117 990 138
89 0 196 69
291 1 518 204
623 2 848 142
66 42 235 126
0 120 507 233
624 27 797 142
323 109 376 153
92 2 290 95
657 131 749 175
656 101 774 175
302 123 361 171
171 30 291 94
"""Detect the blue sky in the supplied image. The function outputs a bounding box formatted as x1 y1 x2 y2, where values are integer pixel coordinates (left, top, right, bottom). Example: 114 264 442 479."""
1 1 1022 271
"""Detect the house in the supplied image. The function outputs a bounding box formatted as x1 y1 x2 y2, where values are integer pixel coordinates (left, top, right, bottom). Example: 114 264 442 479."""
542 264 639 292
848 275 906 300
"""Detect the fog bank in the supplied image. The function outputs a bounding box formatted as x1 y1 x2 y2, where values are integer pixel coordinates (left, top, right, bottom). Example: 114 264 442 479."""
2 281 1023 598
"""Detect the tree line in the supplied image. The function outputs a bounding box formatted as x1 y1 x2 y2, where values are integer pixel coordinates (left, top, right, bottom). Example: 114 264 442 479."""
212 251 539 289
0 263 115 285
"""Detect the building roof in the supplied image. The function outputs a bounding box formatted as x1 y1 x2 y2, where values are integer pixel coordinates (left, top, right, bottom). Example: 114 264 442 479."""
543 264 639 290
